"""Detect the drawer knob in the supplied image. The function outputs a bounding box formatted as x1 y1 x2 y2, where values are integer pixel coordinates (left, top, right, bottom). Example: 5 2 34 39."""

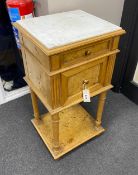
85 50 91 56
83 80 89 89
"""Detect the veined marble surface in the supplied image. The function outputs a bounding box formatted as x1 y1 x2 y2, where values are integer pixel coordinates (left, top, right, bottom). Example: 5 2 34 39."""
17 10 121 49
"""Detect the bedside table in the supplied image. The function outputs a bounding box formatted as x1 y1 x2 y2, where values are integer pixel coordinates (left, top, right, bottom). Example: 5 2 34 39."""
14 10 125 159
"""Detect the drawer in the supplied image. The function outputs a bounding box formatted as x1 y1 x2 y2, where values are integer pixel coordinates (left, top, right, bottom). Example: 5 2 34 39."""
61 56 108 105
52 39 111 70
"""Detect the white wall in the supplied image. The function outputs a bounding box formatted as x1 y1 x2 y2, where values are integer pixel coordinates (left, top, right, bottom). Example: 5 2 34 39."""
47 0 125 25
36 0 124 25
35 0 49 16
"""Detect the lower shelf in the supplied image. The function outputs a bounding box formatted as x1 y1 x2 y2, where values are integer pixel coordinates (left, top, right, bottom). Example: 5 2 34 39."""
32 104 105 159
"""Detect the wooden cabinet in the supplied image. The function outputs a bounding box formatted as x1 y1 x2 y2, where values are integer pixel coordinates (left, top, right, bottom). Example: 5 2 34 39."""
14 10 125 159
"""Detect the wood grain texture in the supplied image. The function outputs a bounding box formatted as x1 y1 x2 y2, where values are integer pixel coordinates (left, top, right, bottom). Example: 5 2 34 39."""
15 12 125 159
23 48 52 107
96 92 107 127
20 47 29 76
22 42 118 110
61 58 107 105
20 33 119 76
50 75 61 109
47 50 120 76
59 39 111 69
30 89 40 120
51 113 60 150
111 36 121 50
21 35 50 71
31 104 105 159
25 77 112 115
104 54 117 85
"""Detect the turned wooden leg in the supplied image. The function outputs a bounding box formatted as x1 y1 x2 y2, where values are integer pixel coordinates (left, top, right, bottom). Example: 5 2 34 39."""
52 113 60 150
95 91 107 127
30 89 40 120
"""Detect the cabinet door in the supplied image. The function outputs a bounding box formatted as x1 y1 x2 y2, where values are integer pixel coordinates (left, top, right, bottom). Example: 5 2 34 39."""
61 57 108 105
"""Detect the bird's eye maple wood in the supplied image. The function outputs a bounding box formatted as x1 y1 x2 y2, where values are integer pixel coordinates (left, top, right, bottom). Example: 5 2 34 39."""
13 10 125 159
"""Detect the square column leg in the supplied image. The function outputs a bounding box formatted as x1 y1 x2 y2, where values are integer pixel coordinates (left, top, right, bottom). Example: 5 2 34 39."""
51 113 60 151
95 91 107 127
30 89 40 120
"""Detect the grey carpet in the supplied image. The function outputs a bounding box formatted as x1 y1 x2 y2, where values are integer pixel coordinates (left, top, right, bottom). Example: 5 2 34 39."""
0 91 138 175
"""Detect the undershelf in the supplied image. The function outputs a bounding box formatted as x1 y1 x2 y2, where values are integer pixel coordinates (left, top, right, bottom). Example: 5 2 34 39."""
32 104 105 159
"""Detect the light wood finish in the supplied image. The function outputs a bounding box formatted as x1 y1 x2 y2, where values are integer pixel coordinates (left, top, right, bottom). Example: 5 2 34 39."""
52 39 111 70
104 54 117 85
22 45 119 76
14 21 125 56
20 35 50 71
95 92 107 127
23 48 52 108
111 36 121 50
14 14 125 159
61 57 107 105
30 89 40 120
31 104 105 159
22 48 117 110
49 50 119 76
51 113 60 150
25 77 113 115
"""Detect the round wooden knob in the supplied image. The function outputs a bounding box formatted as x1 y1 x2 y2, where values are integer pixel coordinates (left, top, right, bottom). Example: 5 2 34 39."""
85 50 91 56
83 80 89 84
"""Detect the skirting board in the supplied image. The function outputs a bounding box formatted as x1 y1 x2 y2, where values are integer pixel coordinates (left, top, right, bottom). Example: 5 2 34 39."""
0 86 30 105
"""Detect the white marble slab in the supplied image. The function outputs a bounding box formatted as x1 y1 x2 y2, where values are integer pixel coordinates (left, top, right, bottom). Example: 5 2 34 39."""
17 10 121 49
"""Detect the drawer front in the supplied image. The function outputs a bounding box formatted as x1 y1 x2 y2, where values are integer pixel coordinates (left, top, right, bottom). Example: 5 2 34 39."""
20 34 50 71
61 57 108 105
51 39 111 70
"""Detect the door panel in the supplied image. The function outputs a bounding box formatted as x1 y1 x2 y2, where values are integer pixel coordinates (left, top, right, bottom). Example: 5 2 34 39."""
61 57 108 105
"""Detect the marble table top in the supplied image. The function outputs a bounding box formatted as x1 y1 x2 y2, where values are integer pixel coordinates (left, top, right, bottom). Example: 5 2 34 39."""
17 10 121 49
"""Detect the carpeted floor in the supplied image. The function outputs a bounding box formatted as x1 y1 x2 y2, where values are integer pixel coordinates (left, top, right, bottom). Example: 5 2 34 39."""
0 91 138 175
